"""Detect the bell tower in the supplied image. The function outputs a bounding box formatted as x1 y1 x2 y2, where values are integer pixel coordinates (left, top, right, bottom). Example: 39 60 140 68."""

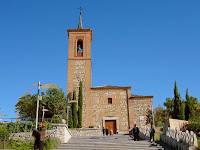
67 11 92 127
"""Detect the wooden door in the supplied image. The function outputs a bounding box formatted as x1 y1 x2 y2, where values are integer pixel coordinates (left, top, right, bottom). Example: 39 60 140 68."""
105 120 116 134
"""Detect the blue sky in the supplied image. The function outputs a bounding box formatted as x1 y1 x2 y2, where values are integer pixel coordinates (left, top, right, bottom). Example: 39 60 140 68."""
0 0 200 120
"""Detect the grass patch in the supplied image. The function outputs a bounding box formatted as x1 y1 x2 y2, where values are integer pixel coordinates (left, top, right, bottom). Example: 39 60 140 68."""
155 131 163 141
197 136 200 149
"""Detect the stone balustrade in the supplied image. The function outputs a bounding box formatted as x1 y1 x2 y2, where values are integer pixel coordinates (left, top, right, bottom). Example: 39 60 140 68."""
69 128 102 136
160 124 198 150
10 123 71 143
138 126 150 140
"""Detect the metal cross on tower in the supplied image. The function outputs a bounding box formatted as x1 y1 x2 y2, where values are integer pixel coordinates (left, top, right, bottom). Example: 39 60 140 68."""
77 6 83 14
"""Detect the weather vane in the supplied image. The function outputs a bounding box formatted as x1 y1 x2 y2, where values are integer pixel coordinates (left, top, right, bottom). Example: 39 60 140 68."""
77 6 83 14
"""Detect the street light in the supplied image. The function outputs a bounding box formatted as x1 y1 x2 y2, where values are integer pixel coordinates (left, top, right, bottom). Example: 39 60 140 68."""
42 106 49 122
35 81 58 129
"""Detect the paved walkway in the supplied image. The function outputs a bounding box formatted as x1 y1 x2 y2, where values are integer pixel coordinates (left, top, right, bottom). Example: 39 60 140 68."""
53 134 166 150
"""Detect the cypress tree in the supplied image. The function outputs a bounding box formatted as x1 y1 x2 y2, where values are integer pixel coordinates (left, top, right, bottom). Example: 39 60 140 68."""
68 106 73 128
173 81 180 119
78 81 83 128
185 89 195 120
188 97 195 120
185 88 190 120
179 98 185 120
72 90 78 128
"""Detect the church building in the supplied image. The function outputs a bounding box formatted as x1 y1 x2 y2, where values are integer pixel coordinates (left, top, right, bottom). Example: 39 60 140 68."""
67 12 154 134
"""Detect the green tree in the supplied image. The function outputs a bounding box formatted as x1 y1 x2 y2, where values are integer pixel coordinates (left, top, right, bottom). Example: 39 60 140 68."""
179 99 185 120
164 98 174 117
185 89 197 120
72 90 78 128
154 105 169 126
173 81 184 120
15 94 38 119
15 88 67 120
185 88 190 120
78 81 83 128
173 81 180 119
45 88 67 117
68 106 73 128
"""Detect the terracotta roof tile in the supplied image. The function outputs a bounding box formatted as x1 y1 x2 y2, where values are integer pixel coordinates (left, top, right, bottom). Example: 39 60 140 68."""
91 85 131 89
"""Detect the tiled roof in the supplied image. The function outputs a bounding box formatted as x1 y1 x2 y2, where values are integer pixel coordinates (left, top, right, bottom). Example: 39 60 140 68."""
91 85 131 89
130 94 154 98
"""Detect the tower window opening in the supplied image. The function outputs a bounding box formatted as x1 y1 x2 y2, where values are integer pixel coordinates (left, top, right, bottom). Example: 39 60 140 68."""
77 40 83 57
108 98 112 104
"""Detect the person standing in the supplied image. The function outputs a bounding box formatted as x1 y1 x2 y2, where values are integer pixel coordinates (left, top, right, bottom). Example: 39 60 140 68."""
102 127 105 136
33 129 40 150
38 122 46 150
105 127 109 136
110 128 113 136
116 129 119 134
33 122 46 150
149 125 155 142
132 124 139 141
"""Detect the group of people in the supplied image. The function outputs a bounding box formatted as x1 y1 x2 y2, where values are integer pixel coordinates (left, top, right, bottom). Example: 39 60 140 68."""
102 124 155 142
102 127 117 136
32 122 46 150
130 124 155 142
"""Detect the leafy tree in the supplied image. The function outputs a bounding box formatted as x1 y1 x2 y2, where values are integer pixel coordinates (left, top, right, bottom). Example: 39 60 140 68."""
78 81 83 128
164 98 174 118
15 94 37 119
51 115 62 124
154 105 169 127
15 88 67 120
45 88 67 117
72 90 78 128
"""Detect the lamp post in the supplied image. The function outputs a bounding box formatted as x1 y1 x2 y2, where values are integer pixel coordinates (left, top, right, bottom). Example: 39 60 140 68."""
42 106 49 122
35 81 58 129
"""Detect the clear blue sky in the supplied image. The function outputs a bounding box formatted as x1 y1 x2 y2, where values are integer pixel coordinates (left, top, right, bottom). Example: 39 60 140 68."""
0 0 200 119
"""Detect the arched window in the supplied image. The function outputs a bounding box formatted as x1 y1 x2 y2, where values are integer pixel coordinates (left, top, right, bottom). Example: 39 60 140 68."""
77 40 83 57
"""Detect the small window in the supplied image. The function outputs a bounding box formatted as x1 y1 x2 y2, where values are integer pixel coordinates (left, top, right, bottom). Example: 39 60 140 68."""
77 40 83 57
108 98 112 104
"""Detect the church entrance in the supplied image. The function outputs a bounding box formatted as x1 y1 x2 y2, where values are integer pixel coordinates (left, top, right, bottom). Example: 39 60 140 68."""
105 120 116 134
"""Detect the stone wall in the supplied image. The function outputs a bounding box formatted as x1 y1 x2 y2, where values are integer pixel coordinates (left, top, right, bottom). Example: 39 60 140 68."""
169 118 188 130
160 125 198 150
10 129 56 141
10 124 71 144
128 97 153 129
69 128 102 136
91 89 129 133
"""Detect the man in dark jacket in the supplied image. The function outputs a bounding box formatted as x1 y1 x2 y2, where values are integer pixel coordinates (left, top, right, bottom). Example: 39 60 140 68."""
33 122 46 150
149 124 155 142
105 127 109 136
132 124 139 141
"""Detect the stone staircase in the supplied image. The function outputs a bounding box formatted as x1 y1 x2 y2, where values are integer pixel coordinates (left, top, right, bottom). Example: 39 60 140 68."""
53 134 170 150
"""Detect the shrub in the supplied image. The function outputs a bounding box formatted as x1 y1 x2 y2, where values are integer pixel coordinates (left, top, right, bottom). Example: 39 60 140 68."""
51 115 62 124
0 124 11 141
185 119 200 136
89 125 94 128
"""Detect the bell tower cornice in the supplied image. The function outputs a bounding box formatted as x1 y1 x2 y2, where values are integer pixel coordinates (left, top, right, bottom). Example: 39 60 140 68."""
67 29 92 42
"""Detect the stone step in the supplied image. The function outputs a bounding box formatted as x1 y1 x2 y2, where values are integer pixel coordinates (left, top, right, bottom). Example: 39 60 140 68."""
53 135 163 150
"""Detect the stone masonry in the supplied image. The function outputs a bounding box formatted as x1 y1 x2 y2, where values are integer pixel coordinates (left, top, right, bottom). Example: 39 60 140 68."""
66 17 154 133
